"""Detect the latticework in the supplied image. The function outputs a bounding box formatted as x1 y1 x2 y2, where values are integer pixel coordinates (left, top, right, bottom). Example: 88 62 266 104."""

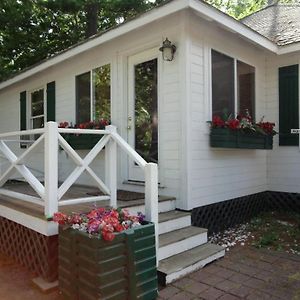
0 217 58 282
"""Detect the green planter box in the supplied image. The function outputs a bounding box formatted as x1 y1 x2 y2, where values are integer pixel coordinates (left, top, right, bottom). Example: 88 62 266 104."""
210 128 273 150
63 134 102 150
58 223 157 300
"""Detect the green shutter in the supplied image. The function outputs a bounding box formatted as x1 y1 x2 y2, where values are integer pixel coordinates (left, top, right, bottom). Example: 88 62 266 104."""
279 65 299 146
20 91 27 130
47 81 56 121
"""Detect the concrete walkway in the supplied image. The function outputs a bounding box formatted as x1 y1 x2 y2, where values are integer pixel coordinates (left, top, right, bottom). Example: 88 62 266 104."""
0 246 300 299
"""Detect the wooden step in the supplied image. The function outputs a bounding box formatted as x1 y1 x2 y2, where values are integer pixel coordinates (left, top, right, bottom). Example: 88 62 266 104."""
158 226 207 261
158 243 225 285
124 196 176 215
158 210 191 235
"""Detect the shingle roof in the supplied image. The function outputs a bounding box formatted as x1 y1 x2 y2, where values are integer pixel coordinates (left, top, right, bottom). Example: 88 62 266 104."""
241 4 300 46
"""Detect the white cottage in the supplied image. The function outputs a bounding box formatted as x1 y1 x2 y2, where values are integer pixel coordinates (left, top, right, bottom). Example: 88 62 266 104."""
0 0 299 286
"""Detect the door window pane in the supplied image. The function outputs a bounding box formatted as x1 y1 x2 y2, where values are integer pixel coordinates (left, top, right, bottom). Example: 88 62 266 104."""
237 61 255 119
211 50 235 116
93 65 111 121
134 58 158 163
76 71 91 124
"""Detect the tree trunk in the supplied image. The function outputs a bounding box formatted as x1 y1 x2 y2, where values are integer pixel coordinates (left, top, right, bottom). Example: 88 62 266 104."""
85 1 99 38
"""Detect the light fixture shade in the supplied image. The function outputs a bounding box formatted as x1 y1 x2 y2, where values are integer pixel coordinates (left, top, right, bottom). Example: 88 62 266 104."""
159 38 176 61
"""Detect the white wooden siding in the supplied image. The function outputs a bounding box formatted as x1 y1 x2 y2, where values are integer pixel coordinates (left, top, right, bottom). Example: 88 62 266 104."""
186 13 268 210
265 53 300 194
0 12 185 205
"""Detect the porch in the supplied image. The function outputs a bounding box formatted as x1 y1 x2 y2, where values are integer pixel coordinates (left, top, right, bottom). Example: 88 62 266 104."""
0 122 224 287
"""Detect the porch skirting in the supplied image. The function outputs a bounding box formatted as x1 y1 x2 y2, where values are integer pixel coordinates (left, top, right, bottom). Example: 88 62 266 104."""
192 191 300 235
0 217 58 282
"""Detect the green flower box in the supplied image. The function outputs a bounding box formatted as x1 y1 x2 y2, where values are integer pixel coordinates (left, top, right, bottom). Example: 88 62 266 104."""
210 128 273 149
58 222 158 300
63 134 102 150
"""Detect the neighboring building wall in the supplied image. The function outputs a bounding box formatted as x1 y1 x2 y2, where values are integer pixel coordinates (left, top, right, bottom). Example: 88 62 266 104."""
265 52 300 193
0 12 187 204
186 12 268 210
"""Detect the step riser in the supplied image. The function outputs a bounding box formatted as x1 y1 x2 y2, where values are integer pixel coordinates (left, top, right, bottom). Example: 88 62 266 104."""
159 216 191 235
125 200 176 215
159 232 207 261
163 249 225 285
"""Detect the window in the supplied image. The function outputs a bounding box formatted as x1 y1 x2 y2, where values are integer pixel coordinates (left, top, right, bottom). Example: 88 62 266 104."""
30 88 45 129
76 64 111 124
211 50 255 118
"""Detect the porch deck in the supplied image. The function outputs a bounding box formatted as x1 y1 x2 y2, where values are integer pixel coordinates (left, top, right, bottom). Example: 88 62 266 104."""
0 181 173 222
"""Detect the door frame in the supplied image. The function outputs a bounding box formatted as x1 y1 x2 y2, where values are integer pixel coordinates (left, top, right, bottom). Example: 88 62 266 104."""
127 47 162 182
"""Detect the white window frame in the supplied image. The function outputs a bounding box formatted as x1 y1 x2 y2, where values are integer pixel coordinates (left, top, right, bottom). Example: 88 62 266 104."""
28 87 46 129
210 48 256 119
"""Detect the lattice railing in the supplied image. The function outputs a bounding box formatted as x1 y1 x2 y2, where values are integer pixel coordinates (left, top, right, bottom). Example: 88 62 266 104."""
0 122 158 248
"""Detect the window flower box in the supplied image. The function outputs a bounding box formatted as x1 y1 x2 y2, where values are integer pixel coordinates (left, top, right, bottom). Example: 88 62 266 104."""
209 113 276 150
59 119 109 150
210 128 273 149
54 209 158 300
63 134 102 150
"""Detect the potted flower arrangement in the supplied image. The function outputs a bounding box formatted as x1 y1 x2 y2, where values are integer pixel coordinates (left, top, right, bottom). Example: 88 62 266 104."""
54 208 157 300
59 119 109 150
209 111 276 149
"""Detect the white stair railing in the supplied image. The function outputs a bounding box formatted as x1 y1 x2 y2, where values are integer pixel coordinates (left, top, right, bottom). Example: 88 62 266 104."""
0 122 159 246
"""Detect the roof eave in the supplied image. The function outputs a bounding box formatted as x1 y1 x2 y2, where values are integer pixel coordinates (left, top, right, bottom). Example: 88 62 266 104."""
277 42 300 55
0 0 190 91
0 0 288 92
189 0 278 54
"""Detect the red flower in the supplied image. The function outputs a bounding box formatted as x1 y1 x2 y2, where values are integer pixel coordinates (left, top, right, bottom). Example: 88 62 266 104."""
102 231 115 241
53 212 68 225
212 116 225 128
227 119 240 130
114 224 124 232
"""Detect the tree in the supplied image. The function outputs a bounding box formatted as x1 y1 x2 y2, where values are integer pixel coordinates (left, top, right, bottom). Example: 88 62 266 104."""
0 0 160 81
205 0 298 20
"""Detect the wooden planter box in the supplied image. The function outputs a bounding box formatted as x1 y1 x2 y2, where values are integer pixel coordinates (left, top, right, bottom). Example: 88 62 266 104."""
58 223 157 300
210 128 273 150
63 134 102 150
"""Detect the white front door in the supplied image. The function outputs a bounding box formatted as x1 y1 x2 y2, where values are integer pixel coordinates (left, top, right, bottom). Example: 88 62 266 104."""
127 49 160 182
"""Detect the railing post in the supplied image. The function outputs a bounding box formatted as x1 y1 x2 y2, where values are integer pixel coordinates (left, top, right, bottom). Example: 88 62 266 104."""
44 121 58 217
145 163 158 266
105 125 117 208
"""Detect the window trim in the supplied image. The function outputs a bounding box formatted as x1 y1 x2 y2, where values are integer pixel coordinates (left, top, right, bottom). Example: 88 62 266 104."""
75 63 112 124
28 86 46 129
210 48 256 119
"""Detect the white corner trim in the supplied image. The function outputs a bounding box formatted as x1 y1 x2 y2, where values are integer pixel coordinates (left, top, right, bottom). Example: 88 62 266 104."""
0 204 58 236
189 0 278 54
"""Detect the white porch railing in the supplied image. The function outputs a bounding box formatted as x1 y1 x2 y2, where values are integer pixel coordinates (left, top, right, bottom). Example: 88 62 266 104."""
0 122 158 243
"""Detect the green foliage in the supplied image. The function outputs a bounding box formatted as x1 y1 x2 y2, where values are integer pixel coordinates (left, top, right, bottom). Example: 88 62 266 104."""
205 0 298 20
0 0 161 82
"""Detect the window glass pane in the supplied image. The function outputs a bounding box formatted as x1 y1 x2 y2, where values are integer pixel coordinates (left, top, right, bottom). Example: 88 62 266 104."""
76 71 91 124
32 116 44 129
211 50 234 117
237 61 255 119
93 65 111 121
31 89 44 117
134 58 158 163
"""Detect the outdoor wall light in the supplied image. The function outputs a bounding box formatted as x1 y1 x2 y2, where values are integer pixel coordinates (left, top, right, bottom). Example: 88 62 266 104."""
159 38 176 61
